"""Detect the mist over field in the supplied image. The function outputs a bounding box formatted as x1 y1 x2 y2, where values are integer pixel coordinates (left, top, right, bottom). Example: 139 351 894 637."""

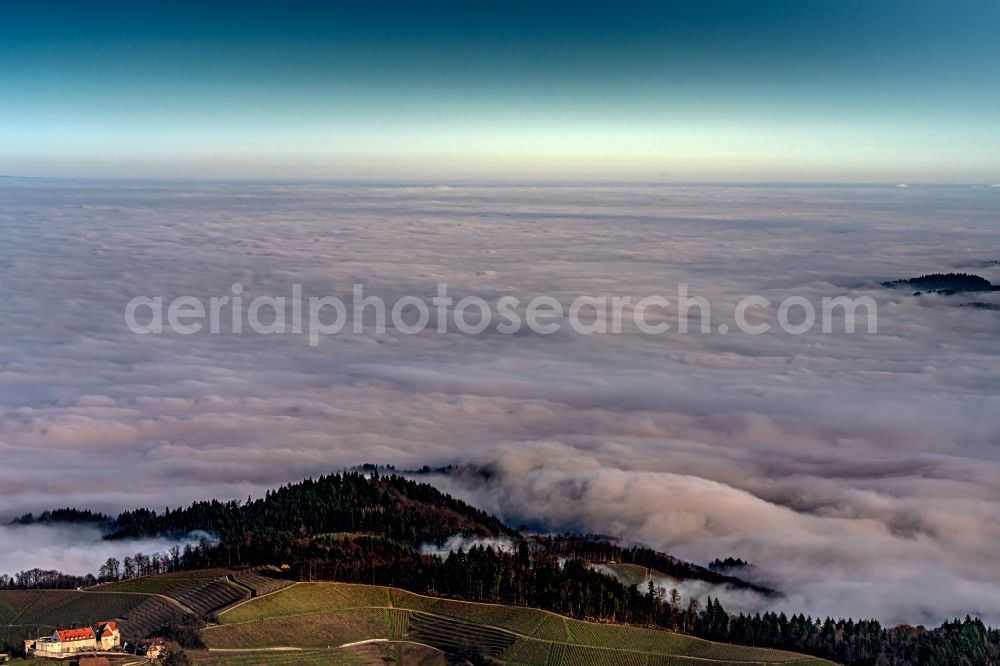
1 180 998 625
0 522 209 579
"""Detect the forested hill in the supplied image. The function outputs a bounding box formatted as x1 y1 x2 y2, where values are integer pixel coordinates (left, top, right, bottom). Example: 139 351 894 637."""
10 507 112 526
23 471 773 594
108 471 517 544
103 471 773 593
883 272 998 293
536 536 776 595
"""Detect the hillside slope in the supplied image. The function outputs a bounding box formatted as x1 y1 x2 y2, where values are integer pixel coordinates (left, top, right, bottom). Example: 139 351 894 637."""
0 588 183 651
201 581 831 666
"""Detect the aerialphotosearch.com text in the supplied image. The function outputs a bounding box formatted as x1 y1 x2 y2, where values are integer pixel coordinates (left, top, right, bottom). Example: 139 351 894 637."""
124 283 878 346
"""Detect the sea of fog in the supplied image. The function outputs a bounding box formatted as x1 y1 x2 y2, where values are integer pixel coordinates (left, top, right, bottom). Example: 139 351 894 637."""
0 181 997 625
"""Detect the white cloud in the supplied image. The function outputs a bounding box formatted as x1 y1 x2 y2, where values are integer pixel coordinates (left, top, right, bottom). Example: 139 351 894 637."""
0 181 998 624
0 523 207 577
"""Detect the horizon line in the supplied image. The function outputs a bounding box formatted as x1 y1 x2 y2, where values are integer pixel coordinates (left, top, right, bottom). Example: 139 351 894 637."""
3 174 998 188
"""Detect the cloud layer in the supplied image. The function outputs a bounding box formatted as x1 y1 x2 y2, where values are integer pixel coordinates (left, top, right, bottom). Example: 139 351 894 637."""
0 523 208 577
0 181 998 625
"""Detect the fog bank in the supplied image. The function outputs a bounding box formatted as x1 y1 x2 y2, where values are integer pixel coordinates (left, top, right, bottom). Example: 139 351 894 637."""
0 523 209 578
1 181 997 625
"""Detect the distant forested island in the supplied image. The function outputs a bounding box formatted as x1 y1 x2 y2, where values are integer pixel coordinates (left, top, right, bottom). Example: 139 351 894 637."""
883 272 999 294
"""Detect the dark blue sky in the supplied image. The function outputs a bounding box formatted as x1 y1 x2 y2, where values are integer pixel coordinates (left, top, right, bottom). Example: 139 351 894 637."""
3 1 999 180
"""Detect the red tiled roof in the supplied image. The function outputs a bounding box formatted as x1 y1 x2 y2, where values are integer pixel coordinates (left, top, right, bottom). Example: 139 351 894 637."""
56 627 95 642
97 620 118 636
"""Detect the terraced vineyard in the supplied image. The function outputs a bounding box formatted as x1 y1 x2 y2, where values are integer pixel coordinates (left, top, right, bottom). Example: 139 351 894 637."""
37 594 140 628
0 590 141 626
409 610 517 659
230 568 294 598
0 588 183 644
180 580 248 616
117 594 186 638
0 598 12 625
0 591 39 623
96 569 232 596
97 569 248 617
390 588 570 641
0 623 57 653
0 590 77 624
205 582 832 665
387 607 409 640
499 637 556 665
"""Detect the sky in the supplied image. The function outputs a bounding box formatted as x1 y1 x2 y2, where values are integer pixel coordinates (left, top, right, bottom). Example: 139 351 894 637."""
2 0 1000 180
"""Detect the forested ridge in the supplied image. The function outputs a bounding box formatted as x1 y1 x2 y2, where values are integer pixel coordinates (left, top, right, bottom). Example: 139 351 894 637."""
108 470 516 543
883 272 998 293
10 507 112 526
536 535 775 595
4 470 998 665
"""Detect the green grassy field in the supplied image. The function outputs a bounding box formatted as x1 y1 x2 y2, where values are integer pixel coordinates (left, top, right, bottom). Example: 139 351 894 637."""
188 641 453 666
204 582 832 666
209 607 390 649
221 582 389 623
188 649 365 665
